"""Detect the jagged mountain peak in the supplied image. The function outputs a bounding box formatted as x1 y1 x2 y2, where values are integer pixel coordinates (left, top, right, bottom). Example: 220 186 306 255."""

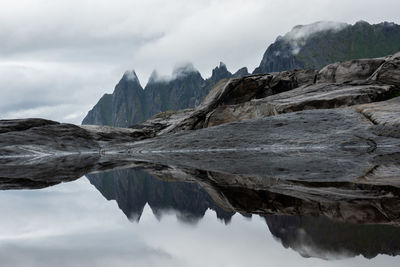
355 20 371 26
172 62 200 79
122 70 140 83
147 70 160 84
233 67 249 77
209 61 232 81
212 61 228 71
218 61 227 69
147 64 202 86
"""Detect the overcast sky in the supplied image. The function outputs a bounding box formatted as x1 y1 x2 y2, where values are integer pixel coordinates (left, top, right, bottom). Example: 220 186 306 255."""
1 0 400 124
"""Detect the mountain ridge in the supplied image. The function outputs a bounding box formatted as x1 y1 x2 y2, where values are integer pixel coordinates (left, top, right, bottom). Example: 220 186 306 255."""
253 20 400 73
82 62 247 127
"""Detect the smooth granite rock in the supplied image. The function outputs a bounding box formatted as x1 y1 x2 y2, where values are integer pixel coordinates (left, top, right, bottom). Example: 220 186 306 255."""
316 58 386 83
369 52 400 86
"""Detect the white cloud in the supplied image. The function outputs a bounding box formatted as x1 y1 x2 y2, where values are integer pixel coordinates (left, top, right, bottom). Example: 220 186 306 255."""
282 21 349 54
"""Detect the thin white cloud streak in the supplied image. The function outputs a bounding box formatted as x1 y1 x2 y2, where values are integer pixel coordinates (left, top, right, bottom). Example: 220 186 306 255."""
282 21 349 54
0 0 399 123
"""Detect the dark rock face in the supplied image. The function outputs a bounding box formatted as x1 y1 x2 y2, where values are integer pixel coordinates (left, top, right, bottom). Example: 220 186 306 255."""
144 66 206 118
83 71 145 127
253 40 305 74
82 94 112 126
111 71 146 127
254 21 400 74
205 62 232 85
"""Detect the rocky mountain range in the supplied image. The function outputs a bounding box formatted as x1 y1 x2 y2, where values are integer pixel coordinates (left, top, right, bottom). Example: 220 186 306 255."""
83 21 400 127
82 63 248 127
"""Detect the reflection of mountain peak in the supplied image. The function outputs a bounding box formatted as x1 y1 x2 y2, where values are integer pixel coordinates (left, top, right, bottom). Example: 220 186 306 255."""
87 168 234 224
87 166 400 260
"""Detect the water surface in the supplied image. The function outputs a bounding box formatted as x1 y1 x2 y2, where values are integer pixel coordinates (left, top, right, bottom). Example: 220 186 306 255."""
0 169 399 267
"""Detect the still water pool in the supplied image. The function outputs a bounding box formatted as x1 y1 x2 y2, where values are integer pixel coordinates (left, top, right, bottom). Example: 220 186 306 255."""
0 170 398 267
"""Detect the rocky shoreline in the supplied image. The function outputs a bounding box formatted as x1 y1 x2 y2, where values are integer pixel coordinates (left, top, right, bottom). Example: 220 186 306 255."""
2 52 400 225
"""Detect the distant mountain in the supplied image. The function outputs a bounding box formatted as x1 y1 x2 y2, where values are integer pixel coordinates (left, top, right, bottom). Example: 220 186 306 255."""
82 71 145 127
253 21 400 73
82 63 247 127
